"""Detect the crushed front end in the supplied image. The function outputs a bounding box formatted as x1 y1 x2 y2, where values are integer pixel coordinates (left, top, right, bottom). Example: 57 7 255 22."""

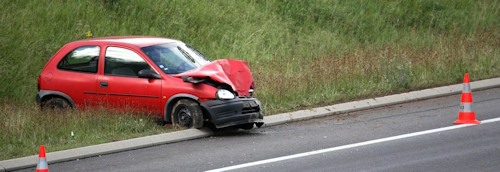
176 59 264 129
200 97 264 128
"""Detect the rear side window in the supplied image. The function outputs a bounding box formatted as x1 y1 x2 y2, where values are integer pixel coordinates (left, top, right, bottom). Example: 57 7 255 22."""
57 46 100 73
104 47 150 77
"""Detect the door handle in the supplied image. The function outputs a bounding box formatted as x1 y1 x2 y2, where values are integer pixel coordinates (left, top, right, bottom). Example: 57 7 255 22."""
100 82 108 88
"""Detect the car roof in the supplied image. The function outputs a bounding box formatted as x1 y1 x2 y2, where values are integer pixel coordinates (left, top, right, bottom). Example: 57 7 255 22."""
78 36 182 47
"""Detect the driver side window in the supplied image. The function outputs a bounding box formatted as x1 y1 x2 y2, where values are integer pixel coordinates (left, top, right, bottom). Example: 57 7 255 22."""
104 47 150 77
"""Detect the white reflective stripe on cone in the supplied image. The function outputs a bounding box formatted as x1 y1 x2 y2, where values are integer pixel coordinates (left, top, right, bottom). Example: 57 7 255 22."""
37 158 48 169
459 102 473 112
463 83 471 93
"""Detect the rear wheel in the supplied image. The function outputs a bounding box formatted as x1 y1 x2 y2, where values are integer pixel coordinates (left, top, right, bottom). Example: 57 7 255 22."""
42 97 70 110
171 99 204 129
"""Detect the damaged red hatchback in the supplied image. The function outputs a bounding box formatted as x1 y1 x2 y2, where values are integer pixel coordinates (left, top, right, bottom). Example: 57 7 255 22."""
36 36 263 129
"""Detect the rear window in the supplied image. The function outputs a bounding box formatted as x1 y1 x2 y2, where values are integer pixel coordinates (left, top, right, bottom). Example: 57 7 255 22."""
57 46 100 73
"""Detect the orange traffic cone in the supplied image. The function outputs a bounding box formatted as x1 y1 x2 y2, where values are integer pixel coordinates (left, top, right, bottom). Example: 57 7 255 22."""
36 145 49 172
454 73 480 124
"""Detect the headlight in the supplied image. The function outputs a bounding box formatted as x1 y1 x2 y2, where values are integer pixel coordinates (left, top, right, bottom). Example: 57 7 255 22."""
216 89 235 100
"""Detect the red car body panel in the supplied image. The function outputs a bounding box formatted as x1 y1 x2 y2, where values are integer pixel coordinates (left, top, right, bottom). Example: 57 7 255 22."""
96 75 162 113
175 59 254 97
40 42 102 108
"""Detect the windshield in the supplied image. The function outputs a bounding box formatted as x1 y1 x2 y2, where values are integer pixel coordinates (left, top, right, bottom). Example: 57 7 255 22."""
141 43 210 75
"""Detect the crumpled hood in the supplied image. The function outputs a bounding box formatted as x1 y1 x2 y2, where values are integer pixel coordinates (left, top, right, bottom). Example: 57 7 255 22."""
175 59 254 96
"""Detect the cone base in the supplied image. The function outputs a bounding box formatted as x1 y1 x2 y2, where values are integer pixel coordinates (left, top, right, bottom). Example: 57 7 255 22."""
454 112 480 124
453 119 480 124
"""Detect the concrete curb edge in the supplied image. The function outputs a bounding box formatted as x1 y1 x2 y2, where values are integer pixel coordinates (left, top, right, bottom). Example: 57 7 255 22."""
1 77 499 171
263 77 500 127
0 128 213 171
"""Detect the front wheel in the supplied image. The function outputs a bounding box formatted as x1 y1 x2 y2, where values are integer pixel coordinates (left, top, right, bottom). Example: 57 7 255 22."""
171 99 204 129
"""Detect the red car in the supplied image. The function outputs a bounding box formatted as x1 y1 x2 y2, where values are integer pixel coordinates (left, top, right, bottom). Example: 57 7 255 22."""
36 36 263 129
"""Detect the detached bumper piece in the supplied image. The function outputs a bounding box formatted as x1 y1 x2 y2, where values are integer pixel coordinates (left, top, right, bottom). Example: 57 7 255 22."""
200 97 264 128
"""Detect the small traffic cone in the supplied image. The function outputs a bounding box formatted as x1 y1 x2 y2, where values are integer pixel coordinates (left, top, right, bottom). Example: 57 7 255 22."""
454 73 480 124
36 145 49 172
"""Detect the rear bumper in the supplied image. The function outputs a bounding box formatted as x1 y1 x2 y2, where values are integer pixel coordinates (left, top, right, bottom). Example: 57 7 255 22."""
200 97 264 128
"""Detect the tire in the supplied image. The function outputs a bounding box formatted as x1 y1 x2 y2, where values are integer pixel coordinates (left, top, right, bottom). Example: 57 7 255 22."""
42 97 70 110
171 99 204 129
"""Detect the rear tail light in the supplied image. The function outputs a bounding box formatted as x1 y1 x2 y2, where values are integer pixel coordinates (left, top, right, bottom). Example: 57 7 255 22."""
37 76 41 91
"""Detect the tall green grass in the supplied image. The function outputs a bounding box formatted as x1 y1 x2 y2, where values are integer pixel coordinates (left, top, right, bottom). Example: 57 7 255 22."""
0 0 498 106
0 102 170 160
0 0 499 160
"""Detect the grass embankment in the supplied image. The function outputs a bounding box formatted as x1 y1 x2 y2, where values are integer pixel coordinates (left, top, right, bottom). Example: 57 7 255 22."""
1 0 499 160
0 103 169 160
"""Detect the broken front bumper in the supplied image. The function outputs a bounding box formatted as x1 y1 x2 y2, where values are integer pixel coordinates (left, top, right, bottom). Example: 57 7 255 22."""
200 97 264 128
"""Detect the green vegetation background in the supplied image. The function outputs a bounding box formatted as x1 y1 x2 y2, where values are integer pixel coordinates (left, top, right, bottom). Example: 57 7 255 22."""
0 0 499 160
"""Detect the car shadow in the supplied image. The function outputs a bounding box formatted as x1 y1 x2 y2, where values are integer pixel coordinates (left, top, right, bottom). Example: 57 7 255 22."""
154 119 265 137
211 128 264 137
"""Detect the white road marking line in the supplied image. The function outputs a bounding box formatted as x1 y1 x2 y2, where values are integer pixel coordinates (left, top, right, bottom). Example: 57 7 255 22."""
206 117 500 172
482 117 500 123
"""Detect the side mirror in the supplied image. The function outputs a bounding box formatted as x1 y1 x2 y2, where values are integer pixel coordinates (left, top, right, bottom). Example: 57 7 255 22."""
138 69 161 79
182 76 205 84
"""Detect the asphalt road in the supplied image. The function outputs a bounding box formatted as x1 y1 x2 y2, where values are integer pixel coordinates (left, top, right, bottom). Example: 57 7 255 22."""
16 88 500 172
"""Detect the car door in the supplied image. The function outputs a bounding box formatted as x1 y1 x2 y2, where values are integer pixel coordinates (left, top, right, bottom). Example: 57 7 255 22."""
97 46 162 114
52 45 101 108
